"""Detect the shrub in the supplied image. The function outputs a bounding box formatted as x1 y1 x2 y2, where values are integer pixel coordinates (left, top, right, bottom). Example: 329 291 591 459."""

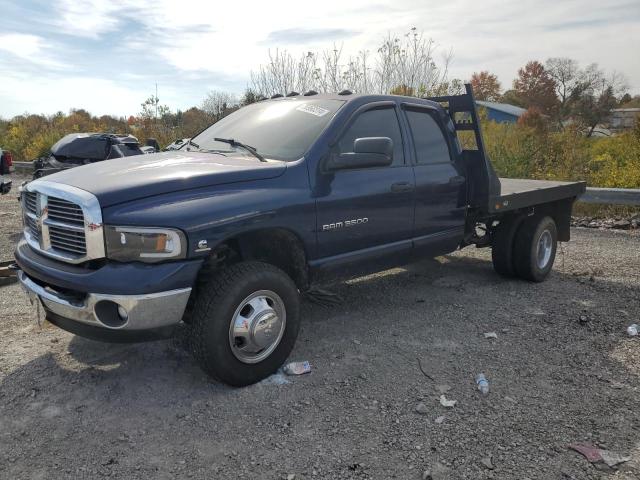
481 118 640 189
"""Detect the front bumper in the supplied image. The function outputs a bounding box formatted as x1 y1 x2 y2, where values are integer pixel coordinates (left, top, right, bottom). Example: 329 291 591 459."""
18 269 192 342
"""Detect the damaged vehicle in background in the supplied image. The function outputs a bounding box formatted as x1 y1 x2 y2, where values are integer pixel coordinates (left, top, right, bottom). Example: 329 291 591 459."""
32 133 149 179
164 138 191 151
1 147 13 194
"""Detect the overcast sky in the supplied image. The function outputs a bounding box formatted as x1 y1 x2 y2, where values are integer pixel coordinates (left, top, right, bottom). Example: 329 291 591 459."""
0 0 638 118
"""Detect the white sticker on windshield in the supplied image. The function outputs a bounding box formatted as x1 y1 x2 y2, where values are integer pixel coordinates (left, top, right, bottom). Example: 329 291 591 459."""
296 103 330 117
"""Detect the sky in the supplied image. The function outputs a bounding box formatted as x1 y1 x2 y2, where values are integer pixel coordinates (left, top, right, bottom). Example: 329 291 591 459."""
0 0 639 119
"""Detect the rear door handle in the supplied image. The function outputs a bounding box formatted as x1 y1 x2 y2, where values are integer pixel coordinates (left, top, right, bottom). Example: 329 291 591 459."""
391 182 414 193
449 176 465 186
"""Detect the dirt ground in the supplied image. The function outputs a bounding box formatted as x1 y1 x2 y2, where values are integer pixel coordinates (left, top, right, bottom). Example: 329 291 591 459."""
1 175 639 479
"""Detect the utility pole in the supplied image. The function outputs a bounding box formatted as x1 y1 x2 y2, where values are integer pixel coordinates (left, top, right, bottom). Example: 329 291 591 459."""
155 83 158 119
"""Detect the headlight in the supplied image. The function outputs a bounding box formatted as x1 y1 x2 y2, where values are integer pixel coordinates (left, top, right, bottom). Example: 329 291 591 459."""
105 226 187 262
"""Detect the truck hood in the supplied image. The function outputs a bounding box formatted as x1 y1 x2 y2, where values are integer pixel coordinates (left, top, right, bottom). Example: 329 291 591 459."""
44 151 287 207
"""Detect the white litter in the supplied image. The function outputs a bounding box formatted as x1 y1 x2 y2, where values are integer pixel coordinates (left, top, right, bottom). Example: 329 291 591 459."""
283 361 311 375
439 395 457 408
259 371 290 385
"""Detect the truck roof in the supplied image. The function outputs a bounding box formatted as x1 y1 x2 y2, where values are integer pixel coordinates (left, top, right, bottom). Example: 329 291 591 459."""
264 92 445 111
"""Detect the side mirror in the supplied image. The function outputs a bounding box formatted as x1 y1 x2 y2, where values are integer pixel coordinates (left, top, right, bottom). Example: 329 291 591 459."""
329 137 393 170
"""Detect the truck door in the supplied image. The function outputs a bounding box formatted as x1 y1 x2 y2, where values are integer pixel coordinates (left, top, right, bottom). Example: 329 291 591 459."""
313 103 415 268
403 105 466 256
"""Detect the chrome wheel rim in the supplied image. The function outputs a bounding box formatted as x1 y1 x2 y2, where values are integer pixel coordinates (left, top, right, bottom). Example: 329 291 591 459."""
229 290 286 364
536 230 553 269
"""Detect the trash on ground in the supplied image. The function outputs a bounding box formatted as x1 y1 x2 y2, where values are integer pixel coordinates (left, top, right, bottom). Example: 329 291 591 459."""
259 370 290 385
434 415 445 424
480 455 494 470
578 314 589 325
627 323 638 336
475 373 490 395
568 443 601 462
600 450 632 468
415 402 429 415
283 361 311 375
483 332 498 339
439 395 457 408
568 443 631 468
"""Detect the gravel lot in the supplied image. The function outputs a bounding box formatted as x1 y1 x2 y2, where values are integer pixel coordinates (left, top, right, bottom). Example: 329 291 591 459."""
1 174 639 479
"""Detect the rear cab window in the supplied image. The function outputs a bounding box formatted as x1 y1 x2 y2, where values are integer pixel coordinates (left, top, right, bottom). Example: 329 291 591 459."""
405 108 451 165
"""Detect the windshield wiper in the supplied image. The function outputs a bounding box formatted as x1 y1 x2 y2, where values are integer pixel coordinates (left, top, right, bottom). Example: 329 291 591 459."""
186 139 200 150
213 138 267 162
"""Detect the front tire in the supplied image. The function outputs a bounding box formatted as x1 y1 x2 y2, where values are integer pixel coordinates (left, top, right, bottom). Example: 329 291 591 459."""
190 261 300 386
513 215 558 282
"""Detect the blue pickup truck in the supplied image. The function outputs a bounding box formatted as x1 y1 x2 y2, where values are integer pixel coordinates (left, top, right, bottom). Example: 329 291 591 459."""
15 85 585 386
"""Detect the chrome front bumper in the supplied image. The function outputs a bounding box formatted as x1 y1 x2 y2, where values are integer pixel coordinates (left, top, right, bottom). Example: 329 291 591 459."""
18 270 191 332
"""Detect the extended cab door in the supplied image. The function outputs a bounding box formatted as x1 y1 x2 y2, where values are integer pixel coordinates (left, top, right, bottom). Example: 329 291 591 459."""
312 103 415 271
402 104 466 256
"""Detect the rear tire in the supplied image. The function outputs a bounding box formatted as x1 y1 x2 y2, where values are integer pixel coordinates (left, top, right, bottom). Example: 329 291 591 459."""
491 216 525 277
513 215 558 282
190 261 300 386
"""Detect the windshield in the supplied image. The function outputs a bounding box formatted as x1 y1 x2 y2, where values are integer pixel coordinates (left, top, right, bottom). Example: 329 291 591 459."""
191 98 345 161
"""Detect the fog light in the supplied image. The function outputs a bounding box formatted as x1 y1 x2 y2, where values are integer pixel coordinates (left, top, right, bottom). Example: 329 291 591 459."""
117 305 128 321
94 300 128 328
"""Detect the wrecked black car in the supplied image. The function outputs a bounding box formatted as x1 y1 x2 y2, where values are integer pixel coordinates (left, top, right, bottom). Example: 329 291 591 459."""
33 133 146 179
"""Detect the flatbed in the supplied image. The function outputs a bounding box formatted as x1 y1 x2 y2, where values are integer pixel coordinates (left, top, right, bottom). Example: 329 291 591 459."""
491 178 587 213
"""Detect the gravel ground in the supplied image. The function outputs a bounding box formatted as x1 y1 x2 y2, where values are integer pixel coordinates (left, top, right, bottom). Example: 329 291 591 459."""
1 175 639 479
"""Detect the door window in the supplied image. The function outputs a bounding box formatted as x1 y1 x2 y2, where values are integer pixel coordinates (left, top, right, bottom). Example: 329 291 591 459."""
406 109 451 165
337 107 405 166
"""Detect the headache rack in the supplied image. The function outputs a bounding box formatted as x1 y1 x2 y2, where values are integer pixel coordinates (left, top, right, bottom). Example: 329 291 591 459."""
426 84 502 211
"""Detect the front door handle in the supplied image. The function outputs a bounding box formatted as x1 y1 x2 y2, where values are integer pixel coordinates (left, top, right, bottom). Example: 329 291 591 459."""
449 175 465 186
391 182 414 193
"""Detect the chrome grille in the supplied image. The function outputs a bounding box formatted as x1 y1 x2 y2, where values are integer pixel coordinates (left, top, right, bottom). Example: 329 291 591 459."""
47 197 85 226
25 191 37 214
21 181 105 264
49 224 87 255
25 214 40 240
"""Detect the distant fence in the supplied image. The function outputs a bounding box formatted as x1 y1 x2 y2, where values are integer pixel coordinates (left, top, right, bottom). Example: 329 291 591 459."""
11 161 640 206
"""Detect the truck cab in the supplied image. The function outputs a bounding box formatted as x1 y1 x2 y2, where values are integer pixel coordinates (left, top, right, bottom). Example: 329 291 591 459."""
14 86 585 386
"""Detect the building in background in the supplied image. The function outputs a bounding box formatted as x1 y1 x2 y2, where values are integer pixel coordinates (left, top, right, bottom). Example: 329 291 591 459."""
476 101 526 124
610 108 640 132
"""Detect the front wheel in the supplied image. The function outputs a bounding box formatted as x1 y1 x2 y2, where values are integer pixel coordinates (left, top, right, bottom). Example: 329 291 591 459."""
513 215 558 282
190 261 300 386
